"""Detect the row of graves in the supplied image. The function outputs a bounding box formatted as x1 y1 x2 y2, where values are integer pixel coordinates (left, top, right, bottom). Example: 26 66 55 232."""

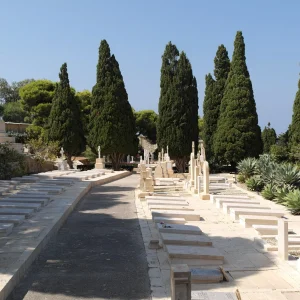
137 142 300 300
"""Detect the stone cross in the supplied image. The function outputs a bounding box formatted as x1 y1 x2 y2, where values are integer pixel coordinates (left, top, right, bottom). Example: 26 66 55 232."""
167 145 169 155
200 142 206 162
192 141 195 155
162 148 164 161
97 146 101 159
60 147 64 159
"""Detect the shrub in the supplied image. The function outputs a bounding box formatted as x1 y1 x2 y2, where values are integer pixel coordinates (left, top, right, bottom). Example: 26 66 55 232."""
284 189 300 215
237 174 246 183
274 163 300 187
7 131 27 143
255 155 278 185
261 184 276 200
246 176 264 192
237 158 256 179
0 143 26 179
274 184 294 204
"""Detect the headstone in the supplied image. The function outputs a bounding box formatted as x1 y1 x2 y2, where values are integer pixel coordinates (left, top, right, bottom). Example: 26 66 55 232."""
97 145 101 158
200 161 210 200
171 264 191 300
130 156 134 163
127 155 130 163
278 219 288 260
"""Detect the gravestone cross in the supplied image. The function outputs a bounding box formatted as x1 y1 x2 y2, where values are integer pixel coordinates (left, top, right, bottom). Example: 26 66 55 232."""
60 147 65 159
97 146 101 159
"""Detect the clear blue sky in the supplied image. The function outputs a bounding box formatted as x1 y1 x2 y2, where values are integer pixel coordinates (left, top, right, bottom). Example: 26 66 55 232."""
0 0 299 134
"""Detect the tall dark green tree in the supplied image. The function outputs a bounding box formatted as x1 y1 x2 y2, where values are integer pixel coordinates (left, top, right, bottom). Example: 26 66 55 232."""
203 45 230 163
47 63 85 168
289 79 300 150
88 40 137 170
214 31 262 167
157 42 198 172
261 122 277 153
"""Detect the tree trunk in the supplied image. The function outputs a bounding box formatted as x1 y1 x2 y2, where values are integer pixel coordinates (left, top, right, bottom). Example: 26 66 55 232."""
175 157 187 173
110 153 123 171
66 154 74 169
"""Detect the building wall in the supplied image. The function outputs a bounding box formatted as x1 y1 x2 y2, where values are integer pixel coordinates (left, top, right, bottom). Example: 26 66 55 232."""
5 122 30 133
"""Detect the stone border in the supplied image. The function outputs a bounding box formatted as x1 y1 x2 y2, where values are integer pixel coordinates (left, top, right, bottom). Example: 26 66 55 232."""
0 171 130 300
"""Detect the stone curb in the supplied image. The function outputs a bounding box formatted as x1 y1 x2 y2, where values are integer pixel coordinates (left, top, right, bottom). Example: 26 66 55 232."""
0 170 131 300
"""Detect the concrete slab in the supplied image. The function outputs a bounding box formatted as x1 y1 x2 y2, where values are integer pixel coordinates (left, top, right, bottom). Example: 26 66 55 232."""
3 197 49 206
147 200 188 206
239 215 280 228
152 210 200 221
153 217 186 224
156 223 202 235
0 223 14 236
161 233 212 246
0 208 34 218
216 198 260 209
230 208 286 220
191 291 238 300
146 196 186 201
0 202 42 211
0 215 25 224
222 203 270 214
253 225 282 235
191 268 223 284
13 191 49 195
211 194 249 204
149 204 193 211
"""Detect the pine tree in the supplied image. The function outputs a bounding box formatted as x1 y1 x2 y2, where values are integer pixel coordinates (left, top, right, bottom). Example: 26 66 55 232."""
214 31 262 167
157 42 198 172
47 63 85 168
203 45 230 163
88 40 137 170
289 79 300 149
261 122 277 153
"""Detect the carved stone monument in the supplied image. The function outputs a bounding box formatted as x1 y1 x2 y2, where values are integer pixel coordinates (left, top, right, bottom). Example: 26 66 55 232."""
95 145 105 169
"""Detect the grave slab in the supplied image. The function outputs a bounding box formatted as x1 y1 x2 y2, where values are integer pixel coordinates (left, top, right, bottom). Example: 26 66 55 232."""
0 208 34 218
239 215 279 228
191 268 223 284
153 217 186 224
146 196 186 201
147 200 188 206
191 291 237 300
230 208 286 221
149 205 193 211
156 223 202 235
222 203 270 214
216 198 259 209
0 223 14 236
0 202 41 211
152 210 200 221
0 215 25 224
3 197 49 206
210 194 249 204
161 233 212 246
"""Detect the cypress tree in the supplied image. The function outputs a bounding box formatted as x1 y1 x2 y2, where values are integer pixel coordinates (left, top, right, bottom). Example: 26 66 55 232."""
214 31 262 167
289 79 300 149
47 63 85 168
88 40 137 170
203 45 230 163
157 42 198 172
261 122 277 153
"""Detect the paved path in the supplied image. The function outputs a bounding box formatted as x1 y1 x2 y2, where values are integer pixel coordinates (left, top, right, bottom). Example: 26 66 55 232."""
8 174 151 300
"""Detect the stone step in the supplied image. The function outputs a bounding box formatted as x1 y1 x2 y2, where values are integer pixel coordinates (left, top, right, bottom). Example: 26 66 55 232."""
191 268 224 284
149 205 193 211
156 223 202 235
147 200 188 206
215 198 259 209
211 194 249 204
0 223 14 236
0 215 25 224
152 210 200 221
0 208 34 218
153 217 186 224
161 233 212 246
252 224 294 235
239 215 280 228
166 245 224 266
0 202 42 211
223 203 270 214
230 208 286 221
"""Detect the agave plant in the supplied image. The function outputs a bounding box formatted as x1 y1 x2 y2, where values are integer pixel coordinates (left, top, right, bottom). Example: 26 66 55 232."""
284 189 300 215
261 183 276 200
274 184 294 204
274 163 300 187
255 155 279 185
245 175 264 192
237 158 257 179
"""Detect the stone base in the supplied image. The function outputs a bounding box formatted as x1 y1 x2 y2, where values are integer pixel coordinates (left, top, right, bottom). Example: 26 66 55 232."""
95 158 105 169
200 193 210 200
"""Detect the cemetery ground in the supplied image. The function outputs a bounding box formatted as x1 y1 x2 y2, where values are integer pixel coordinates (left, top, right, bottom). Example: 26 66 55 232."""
1 172 300 299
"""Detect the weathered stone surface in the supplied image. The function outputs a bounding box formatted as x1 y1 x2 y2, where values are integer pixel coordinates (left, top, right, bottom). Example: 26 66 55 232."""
161 233 212 246
0 223 14 236
191 268 223 283
239 215 279 228
149 205 193 211
152 210 200 221
157 223 202 235
0 215 25 224
0 202 42 211
3 197 49 206
222 203 270 214
216 198 259 209
153 217 186 224
230 208 286 220
0 208 34 218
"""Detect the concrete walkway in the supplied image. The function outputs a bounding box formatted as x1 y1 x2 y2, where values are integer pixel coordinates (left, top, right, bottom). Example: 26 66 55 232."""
8 175 151 300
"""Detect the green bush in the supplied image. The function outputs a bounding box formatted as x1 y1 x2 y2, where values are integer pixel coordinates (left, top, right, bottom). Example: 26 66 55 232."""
261 184 276 200
246 176 264 192
0 144 26 179
284 189 300 215
237 158 257 179
274 163 300 187
237 174 246 183
274 184 294 204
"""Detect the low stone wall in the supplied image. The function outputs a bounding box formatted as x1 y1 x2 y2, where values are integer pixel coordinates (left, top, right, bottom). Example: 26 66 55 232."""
24 156 56 174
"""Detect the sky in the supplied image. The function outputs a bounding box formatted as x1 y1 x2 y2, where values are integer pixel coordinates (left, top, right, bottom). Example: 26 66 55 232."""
0 0 299 134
